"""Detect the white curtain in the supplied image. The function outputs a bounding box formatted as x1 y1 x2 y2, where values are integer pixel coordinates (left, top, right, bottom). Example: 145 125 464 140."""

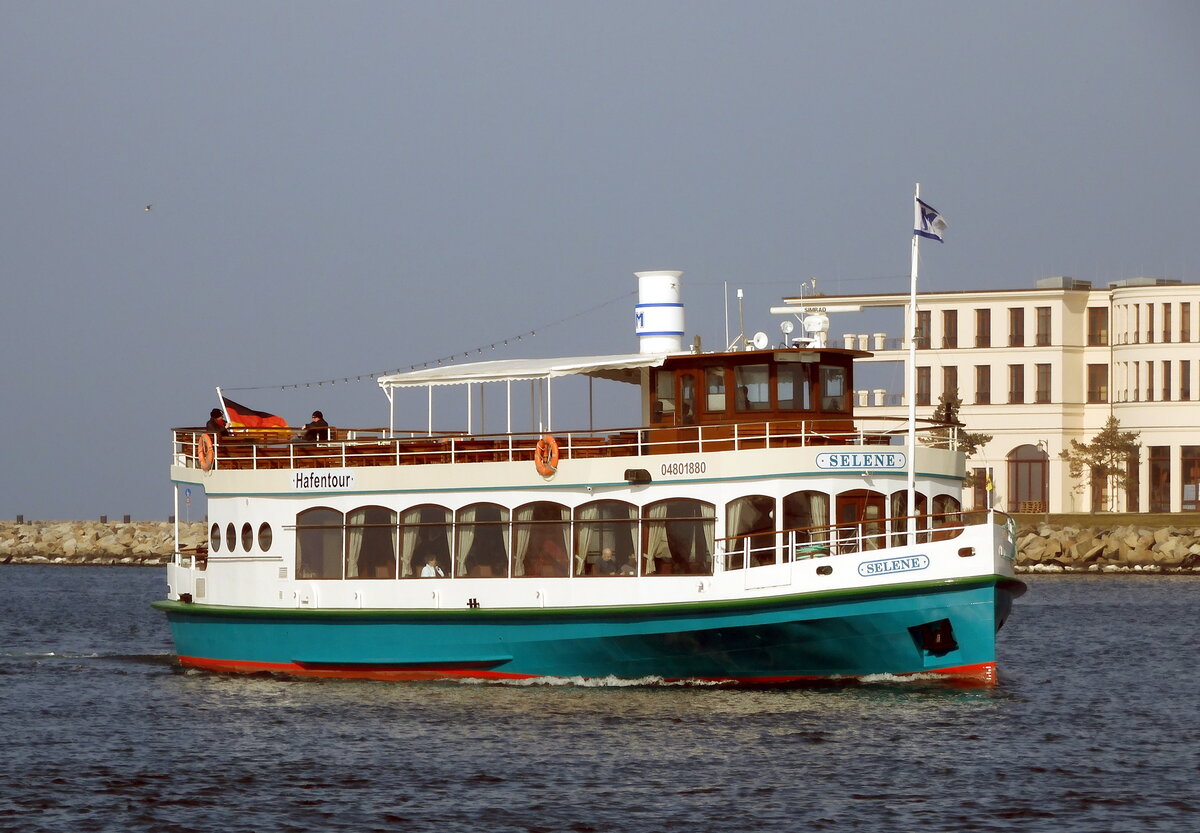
699 502 715 570
456 505 476 576
346 509 365 578
645 502 669 574
400 507 422 577
514 505 534 576
575 503 599 575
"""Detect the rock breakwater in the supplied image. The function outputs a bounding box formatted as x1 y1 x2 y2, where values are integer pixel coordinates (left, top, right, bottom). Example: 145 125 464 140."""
0 521 205 566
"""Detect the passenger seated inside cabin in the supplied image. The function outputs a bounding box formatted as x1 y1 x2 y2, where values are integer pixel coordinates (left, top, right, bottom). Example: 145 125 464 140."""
420 555 445 578
594 547 618 575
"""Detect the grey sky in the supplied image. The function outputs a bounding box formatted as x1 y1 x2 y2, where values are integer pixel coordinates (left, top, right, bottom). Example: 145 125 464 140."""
3 1 1198 520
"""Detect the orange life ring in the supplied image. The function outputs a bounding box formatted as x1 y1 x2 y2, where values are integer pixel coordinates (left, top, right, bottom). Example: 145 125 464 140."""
198 433 215 471
534 434 560 477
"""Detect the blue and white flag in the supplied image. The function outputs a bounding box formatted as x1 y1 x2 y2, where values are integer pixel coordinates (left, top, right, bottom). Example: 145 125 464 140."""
914 198 948 242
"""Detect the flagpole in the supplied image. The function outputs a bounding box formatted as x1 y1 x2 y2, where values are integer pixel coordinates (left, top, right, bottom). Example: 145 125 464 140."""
216 386 230 423
906 184 920 546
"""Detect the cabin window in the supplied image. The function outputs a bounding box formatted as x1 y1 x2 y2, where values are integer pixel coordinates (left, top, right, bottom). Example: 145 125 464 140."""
210 523 221 553
889 491 929 546
514 502 570 577
704 367 727 413
820 365 848 412
346 505 397 579
725 495 776 568
399 504 452 578
643 499 714 576
931 495 962 540
296 507 344 579
835 490 886 552
455 503 510 578
575 500 638 576
258 522 273 552
653 370 675 422
782 491 830 557
240 522 253 552
777 363 814 411
734 365 770 411
225 523 236 553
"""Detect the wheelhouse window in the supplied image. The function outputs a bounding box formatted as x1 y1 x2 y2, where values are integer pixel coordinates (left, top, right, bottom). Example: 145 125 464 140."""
725 495 776 568
776 362 814 411
455 503 509 578
514 502 570 577
704 367 727 413
400 504 451 578
297 507 344 579
346 505 397 579
653 370 675 422
643 499 714 576
734 364 770 411
575 500 638 576
819 365 848 412
782 490 830 557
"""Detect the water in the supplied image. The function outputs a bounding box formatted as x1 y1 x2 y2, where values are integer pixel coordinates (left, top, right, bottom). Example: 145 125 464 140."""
1 566 1197 833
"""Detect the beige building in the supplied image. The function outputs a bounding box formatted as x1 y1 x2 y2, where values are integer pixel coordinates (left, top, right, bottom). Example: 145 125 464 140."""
776 277 1200 514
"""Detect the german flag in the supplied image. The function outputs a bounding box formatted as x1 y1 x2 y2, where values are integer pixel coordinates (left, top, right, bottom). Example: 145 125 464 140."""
221 397 288 430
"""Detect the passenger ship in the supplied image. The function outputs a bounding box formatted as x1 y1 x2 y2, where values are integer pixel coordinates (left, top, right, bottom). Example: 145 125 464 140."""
155 271 1024 685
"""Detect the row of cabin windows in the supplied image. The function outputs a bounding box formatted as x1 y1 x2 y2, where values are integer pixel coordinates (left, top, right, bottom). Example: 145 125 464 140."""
653 363 847 425
210 521 273 554
292 490 962 580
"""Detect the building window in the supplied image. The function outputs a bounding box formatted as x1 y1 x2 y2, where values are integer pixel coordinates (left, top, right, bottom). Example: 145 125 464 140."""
1090 465 1108 512
1008 308 1024 347
1133 363 1140 402
1183 447 1200 511
1149 447 1171 512
1133 304 1140 344
971 467 989 510
943 366 958 400
1035 306 1051 346
1035 364 1051 403
1147 305 1155 344
1182 360 1191 401
916 366 931 407
1087 364 1108 403
975 309 991 348
1008 444 1048 512
942 310 958 348
1146 362 1154 402
1182 303 1191 342
975 365 991 405
1087 307 1108 346
1126 450 1140 513
915 310 931 350
1162 361 1172 402
1008 364 1024 404
1163 304 1172 343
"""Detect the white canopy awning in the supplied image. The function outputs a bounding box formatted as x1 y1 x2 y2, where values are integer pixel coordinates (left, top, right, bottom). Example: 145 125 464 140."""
377 352 671 391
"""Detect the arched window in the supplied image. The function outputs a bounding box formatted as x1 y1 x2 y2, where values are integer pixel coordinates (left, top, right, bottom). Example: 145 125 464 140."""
514 502 570 577
297 507 343 579
346 505 397 579
782 490 831 558
575 500 638 576
1007 443 1049 512
399 504 451 578
643 499 715 576
888 490 928 546
455 503 509 578
725 495 776 568
835 489 886 552
931 494 962 540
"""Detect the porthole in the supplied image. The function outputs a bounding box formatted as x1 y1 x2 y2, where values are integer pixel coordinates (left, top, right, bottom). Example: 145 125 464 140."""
210 523 221 552
241 522 253 552
226 523 236 552
258 522 273 552
816 565 833 576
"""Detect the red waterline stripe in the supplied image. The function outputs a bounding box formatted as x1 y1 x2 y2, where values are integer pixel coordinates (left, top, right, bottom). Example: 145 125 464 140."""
178 656 998 686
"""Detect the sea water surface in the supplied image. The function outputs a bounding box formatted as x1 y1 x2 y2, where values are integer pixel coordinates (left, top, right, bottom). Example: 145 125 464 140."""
1 565 1197 833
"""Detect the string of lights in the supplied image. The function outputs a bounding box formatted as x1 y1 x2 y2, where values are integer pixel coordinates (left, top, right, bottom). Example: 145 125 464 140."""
223 289 638 392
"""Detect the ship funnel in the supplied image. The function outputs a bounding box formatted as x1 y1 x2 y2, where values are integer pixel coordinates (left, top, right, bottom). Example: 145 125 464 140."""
634 270 684 354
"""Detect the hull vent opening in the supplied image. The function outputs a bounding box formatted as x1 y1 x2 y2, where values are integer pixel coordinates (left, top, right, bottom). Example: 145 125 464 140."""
909 618 958 657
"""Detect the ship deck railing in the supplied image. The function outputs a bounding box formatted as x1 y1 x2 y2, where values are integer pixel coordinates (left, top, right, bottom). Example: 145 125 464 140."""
717 509 1009 571
173 417 959 472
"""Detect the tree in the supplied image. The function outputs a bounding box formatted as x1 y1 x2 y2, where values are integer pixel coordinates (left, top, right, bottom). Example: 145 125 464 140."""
1058 416 1141 511
922 388 992 457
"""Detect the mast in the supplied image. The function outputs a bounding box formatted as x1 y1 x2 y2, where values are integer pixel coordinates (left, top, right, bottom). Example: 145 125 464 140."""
906 185 920 545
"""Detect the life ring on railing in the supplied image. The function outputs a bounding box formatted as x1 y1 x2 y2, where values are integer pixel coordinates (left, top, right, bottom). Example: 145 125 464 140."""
534 434 560 477
198 433 215 472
